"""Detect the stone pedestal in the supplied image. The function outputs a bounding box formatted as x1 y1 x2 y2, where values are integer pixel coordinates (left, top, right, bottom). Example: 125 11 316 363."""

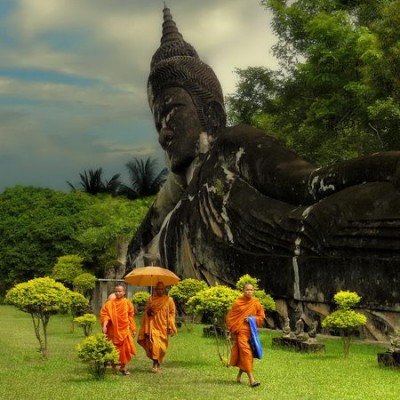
272 336 325 353
377 351 400 368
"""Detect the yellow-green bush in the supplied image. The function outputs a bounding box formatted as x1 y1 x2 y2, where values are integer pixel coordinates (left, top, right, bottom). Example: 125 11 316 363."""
6 277 72 358
169 278 208 309
131 291 150 308
254 289 276 312
333 290 362 309
322 290 367 358
73 273 96 297
235 274 259 291
187 285 240 323
77 333 119 380
74 313 97 336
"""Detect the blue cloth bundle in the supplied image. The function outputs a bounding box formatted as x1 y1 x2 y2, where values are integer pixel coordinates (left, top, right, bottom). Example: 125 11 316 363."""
248 315 263 359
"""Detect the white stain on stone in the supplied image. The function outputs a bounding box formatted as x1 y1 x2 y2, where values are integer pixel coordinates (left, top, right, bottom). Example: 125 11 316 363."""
199 132 212 154
218 163 235 243
221 205 234 243
310 175 335 195
222 165 235 182
302 205 313 219
294 237 302 256
156 199 182 269
292 256 301 300
235 147 245 170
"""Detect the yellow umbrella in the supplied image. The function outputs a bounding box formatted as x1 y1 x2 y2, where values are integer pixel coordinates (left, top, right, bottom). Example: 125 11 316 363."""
124 266 180 287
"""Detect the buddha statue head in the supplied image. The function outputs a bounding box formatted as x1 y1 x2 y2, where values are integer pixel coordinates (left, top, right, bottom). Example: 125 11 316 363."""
148 6 226 174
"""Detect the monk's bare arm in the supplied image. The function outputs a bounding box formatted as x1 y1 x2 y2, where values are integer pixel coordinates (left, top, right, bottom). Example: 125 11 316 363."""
168 298 177 335
128 302 136 336
255 303 266 327
102 319 109 334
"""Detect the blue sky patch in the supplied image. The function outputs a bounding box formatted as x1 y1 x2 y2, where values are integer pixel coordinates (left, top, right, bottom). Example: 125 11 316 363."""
0 0 16 15
38 30 88 51
0 68 100 87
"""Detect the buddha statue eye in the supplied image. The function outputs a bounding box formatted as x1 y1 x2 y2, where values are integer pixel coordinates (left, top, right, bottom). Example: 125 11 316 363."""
160 106 179 130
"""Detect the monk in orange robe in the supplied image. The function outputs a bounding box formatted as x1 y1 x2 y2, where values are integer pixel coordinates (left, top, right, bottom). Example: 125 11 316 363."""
100 284 137 375
226 283 265 387
138 281 177 373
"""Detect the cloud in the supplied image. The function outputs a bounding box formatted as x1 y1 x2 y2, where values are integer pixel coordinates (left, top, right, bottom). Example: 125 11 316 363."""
0 0 278 192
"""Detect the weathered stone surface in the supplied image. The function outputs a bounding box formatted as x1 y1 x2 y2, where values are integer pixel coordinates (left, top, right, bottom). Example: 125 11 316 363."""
377 351 400 368
126 6 400 340
272 337 325 353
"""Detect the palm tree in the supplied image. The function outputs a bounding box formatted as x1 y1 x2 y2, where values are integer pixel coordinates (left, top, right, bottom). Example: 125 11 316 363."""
120 158 168 199
67 168 121 195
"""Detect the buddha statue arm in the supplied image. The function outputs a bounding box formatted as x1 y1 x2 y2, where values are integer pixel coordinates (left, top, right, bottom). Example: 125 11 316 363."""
223 125 400 206
307 151 400 201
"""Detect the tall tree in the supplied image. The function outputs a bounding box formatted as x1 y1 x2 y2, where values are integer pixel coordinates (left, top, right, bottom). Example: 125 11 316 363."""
75 196 153 277
120 158 168 199
67 168 121 195
227 0 400 165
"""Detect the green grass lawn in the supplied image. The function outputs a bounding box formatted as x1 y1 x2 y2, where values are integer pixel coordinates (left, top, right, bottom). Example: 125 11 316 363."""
0 305 398 400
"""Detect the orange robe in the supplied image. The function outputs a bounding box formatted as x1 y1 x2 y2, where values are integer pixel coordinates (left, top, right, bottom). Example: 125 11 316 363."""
226 296 265 372
100 297 137 364
138 295 177 364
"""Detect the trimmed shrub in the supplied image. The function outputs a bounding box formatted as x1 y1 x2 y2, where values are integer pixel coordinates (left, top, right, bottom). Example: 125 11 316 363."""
322 290 367 358
6 277 72 358
169 278 209 331
187 285 240 325
77 333 119 380
254 289 276 312
73 273 96 299
236 274 259 291
52 255 84 286
131 291 150 314
74 313 97 336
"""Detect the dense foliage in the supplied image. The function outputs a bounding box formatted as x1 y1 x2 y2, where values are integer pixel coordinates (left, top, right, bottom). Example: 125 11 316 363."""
169 278 209 312
52 255 84 286
74 195 153 276
69 291 90 332
0 186 153 294
254 290 276 313
69 291 90 318
227 0 400 165
235 274 276 312
235 274 260 291
169 278 209 331
73 273 96 298
131 291 151 314
187 285 241 324
0 187 93 294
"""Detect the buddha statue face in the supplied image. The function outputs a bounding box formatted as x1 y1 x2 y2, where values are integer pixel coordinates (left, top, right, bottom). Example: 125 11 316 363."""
153 87 203 174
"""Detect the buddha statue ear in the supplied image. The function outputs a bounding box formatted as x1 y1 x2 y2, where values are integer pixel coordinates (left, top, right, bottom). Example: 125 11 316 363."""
203 101 226 137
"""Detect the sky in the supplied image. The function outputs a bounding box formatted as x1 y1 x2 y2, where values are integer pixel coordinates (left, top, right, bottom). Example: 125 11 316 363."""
0 0 279 193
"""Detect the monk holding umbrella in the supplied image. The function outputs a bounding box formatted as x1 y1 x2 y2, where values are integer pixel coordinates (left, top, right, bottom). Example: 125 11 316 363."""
124 267 179 373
